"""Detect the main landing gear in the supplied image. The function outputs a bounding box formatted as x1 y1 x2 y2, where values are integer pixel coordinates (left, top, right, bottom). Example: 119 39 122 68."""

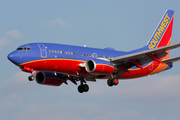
77 78 89 93
107 78 119 87
78 84 89 93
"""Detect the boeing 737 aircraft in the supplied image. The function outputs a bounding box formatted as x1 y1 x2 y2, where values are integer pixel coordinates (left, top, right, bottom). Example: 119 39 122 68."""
7 10 180 93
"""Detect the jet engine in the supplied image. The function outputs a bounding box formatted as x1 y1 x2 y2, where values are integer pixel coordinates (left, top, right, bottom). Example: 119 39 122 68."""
36 72 64 86
85 59 114 75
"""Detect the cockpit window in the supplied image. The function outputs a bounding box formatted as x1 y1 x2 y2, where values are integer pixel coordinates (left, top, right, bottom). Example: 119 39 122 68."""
16 47 31 51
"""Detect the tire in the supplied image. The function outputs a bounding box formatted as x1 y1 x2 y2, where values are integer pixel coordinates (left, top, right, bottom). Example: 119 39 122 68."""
112 79 119 85
28 75 34 81
78 85 84 93
83 84 89 92
107 79 113 87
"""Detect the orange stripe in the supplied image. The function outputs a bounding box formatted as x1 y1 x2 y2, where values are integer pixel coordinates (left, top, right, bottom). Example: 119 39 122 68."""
148 63 168 75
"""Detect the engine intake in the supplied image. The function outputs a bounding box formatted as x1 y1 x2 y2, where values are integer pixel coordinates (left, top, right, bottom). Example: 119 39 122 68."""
85 59 114 75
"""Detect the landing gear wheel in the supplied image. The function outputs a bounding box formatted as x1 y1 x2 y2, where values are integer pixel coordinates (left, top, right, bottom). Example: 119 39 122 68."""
83 84 89 92
107 79 113 87
28 75 34 81
112 79 119 86
107 78 119 86
78 84 89 93
78 85 84 93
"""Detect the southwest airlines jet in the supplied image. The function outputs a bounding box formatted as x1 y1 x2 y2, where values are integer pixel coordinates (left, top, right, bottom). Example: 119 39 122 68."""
7 10 180 93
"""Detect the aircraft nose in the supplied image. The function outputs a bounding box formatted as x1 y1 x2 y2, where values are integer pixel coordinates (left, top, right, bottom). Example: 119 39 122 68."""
7 51 20 65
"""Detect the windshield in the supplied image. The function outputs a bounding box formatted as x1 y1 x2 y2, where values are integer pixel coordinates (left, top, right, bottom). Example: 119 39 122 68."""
16 47 31 51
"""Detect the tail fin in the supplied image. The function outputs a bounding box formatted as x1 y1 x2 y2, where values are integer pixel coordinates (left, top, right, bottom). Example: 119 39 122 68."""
146 10 174 50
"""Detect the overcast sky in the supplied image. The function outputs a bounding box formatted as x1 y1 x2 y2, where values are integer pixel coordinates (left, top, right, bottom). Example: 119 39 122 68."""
1 0 180 120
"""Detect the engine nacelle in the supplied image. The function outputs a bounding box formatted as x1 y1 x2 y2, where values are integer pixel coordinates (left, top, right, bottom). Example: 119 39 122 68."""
36 72 64 86
85 59 114 75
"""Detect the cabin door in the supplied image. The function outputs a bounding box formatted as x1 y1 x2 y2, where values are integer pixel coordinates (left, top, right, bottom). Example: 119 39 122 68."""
38 44 47 58
149 62 153 71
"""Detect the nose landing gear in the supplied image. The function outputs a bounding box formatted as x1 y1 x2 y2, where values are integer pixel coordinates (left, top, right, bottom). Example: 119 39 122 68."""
28 75 35 81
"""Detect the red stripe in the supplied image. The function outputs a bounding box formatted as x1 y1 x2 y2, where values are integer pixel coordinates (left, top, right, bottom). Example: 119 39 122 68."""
157 16 174 48
118 61 160 79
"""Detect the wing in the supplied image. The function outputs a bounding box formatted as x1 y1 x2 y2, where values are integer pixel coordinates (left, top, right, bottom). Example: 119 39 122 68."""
111 42 180 64
110 42 180 76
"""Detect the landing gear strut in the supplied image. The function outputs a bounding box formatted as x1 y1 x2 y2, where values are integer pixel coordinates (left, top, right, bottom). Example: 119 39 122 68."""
107 78 119 87
77 78 89 93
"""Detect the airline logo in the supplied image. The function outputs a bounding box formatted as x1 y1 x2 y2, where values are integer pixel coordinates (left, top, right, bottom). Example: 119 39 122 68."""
148 14 171 49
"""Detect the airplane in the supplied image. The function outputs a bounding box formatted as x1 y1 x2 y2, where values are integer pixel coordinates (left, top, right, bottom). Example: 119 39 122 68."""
7 10 180 93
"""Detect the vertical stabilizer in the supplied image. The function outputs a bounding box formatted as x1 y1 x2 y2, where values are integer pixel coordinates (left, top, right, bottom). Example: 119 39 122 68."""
146 10 174 50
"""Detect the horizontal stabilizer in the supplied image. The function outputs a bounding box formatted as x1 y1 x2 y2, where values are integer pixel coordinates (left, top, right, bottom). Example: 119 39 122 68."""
162 56 180 63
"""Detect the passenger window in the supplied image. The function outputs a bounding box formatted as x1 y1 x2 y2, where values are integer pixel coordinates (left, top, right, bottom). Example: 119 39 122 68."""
76 53 78 55
71 52 73 55
52 50 54 53
55 50 57 53
49 50 51 53
60 51 62 54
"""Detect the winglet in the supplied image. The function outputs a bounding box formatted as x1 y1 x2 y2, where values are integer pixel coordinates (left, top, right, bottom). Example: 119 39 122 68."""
146 10 174 50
